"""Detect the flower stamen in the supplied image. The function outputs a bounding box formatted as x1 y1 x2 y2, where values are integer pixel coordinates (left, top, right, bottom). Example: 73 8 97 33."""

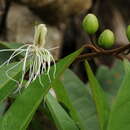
0 24 57 92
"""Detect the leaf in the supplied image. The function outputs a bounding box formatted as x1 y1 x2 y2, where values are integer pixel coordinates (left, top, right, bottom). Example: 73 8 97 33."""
96 60 124 103
0 62 23 104
107 59 130 130
0 48 83 130
0 42 36 104
85 61 109 130
46 93 79 130
0 42 26 102
0 42 23 64
53 69 99 130
0 102 7 117
0 41 23 49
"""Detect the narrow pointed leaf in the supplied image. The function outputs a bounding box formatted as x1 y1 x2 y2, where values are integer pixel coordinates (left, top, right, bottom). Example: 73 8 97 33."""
85 61 109 130
46 93 79 130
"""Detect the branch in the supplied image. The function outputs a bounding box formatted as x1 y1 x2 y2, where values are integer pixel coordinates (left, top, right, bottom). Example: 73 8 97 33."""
76 44 130 61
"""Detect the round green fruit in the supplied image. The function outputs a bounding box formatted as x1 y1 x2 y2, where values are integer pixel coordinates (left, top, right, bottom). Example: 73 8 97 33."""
98 29 115 48
126 25 130 42
82 13 99 34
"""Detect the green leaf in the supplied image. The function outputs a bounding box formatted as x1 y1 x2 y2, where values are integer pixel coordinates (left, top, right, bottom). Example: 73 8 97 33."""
107 59 130 130
96 60 124 103
0 48 83 130
46 93 79 130
0 41 39 104
0 42 24 64
0 42 33 103
0 102 7 117
53 69 99 130
0 41 23 49
85 61 109 130
0 62 23 104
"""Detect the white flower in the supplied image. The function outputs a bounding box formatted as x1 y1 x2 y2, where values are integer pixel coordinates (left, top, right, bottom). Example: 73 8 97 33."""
0 24 57 92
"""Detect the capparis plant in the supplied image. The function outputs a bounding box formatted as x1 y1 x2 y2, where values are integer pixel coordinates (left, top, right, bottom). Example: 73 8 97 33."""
98 29 115 48
0 13 130 130
82 13 99 34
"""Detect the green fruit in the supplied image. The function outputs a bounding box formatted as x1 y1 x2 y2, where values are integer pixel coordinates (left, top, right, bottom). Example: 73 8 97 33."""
98 29 115 48
82 13 99 34
126 25 130 41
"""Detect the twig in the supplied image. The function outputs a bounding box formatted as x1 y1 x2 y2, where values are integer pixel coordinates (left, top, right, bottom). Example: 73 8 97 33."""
76 43 130 62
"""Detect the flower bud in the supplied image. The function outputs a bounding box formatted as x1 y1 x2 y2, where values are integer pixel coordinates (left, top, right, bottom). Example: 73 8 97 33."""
34 24 47 48
82 13 99 34
98 29 115 48
126 25 130 42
